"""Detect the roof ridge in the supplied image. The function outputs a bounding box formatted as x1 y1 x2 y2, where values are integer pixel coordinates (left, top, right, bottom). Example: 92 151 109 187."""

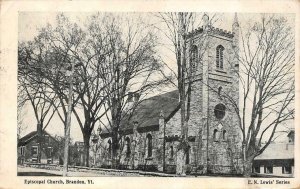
144 89 178 101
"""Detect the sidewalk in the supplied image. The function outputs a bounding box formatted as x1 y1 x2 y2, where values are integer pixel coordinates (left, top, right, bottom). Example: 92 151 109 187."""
18 166 111 177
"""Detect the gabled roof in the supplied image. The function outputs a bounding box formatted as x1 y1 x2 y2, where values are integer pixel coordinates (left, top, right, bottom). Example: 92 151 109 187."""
254 143 294 160
18 130 57 147
101 90 180 137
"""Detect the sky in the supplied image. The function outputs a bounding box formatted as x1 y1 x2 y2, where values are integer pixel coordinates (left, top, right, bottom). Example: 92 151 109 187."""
18 12 295 143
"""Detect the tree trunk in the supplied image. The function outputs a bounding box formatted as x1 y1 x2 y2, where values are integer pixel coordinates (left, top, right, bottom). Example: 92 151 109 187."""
37 122 43 163
176 148 185 175
243 158 254 177
111 134 119 169
83 134 91 167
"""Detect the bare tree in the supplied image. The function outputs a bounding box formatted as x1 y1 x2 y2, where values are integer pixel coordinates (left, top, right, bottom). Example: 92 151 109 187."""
18 41 59 162
17 84 28 140
154 12 218 175
95 13 169 168
221 14 295 176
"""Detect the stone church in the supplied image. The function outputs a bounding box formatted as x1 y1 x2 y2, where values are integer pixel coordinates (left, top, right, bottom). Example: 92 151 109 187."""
98 14 242 174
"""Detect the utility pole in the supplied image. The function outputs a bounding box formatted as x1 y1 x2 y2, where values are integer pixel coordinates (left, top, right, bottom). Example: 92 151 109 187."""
63 63 74 176
63 61 82 176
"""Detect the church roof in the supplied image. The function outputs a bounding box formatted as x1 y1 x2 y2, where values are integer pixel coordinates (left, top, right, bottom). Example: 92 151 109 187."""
254 143 294 160
100 90 180 137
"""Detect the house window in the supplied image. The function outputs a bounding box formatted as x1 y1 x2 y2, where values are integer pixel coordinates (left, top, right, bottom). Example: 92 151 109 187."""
213 129 219 142
223 130 227 140
31 146 38 156
170 146 174 159
20 146 25 156
147 134 152 157
45 135 50 144
282 166 292 174
47 147 53 157
31 157 38 163
47 159 53 164
190 45 198 72
253 166 260 173
214 103 226 119
264 166 273 174
125 137 131 158
216 45 224 69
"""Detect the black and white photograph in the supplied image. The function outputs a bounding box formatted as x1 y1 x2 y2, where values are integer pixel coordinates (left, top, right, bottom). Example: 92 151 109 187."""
0 1 299 188
16 11 295 178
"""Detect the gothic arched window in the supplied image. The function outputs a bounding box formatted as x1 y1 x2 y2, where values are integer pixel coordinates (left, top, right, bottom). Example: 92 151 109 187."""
190 45 198 72
216 45 224 69
185 146 191 165
108 139 112 158
218 86 222 96
223 130 227 140
146 134 152 157
125 137 131 158
213 129 219 141
170 146 174 159
214 103 226 120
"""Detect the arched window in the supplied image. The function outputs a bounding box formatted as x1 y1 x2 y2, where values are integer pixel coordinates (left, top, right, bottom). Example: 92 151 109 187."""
146 134 152 157
223 130 227 140
190 45 198 72
185 146 191 165
213 129 219 141
216 45 224 69
218 86 222 96
170 146 174 159
214 103 226 120
108 139 112 158
125 137 131 158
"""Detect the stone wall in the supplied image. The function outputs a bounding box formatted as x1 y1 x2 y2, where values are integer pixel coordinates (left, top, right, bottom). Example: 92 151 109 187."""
97 24 242 175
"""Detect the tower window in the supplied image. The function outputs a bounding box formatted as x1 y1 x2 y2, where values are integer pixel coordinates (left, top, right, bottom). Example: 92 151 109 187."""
190 45 198 72
216 45 224 69
214 103 226 119
146 134 152 157
218 86 222 96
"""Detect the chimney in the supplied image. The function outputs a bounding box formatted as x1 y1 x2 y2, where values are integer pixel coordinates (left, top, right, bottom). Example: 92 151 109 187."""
37 122 42 137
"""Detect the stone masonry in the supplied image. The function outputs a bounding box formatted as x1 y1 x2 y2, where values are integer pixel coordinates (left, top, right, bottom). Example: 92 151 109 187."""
98 14 242 174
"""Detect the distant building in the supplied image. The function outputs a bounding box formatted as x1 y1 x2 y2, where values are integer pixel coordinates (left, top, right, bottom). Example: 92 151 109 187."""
71 141 85 166
252 130 294 177
17 127 60 165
